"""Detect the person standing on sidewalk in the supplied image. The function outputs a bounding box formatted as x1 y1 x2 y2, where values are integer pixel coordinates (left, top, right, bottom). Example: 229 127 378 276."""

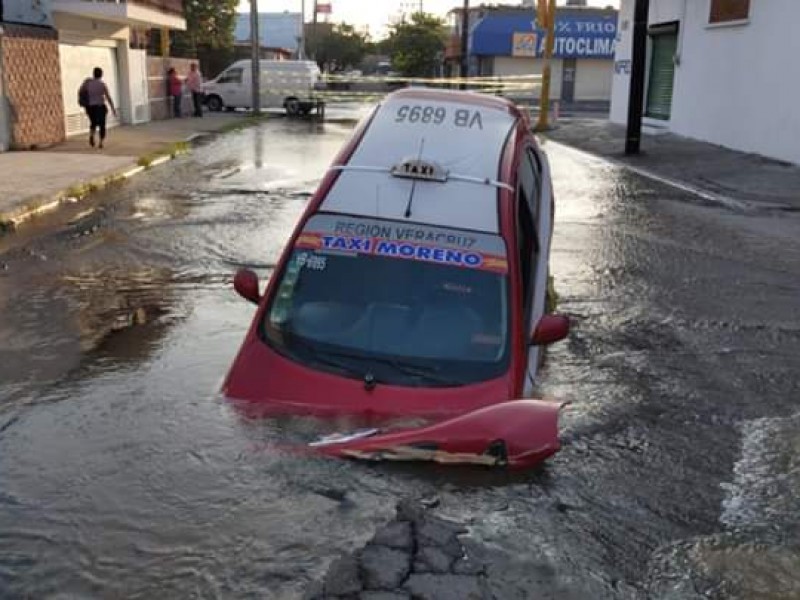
168 68 183 118
186 63 204 118
78 67 117 149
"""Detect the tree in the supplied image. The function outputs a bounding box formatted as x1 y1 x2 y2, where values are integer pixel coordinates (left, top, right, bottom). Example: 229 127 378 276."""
173 0 239 56
308 23 370 72
384 13 447 78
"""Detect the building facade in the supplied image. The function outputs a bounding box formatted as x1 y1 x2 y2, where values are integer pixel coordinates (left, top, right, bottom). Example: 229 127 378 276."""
610 0 800 165
446 4 618 104
0 0 185 150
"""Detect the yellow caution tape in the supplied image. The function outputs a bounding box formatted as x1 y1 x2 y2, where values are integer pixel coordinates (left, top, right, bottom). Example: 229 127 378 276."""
321 73 543 85
232 75 545 107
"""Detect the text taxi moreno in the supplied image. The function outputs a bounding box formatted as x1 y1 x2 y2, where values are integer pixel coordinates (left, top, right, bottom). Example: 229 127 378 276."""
320 236 484 268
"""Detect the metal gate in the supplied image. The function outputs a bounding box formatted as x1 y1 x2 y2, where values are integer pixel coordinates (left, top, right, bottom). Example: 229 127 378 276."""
645 24 678 121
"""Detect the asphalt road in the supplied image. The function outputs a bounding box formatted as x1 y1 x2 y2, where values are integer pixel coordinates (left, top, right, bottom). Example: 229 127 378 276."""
1 115 798 599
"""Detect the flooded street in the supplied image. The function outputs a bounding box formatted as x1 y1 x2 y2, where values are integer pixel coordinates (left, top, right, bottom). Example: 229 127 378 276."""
1 113 799 599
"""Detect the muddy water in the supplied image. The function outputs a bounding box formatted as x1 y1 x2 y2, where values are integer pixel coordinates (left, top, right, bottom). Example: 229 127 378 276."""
1 118 799 598
0 119 408 599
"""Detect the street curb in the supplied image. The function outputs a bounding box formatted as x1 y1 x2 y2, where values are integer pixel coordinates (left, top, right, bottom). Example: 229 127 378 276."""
0 144 192 234
0 167 133 232
1 161 168 233
541 138 754 212
0 114 280 234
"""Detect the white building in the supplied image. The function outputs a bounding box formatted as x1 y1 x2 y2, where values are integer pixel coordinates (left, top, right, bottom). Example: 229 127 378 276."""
610 0 800 165
1 0 185 143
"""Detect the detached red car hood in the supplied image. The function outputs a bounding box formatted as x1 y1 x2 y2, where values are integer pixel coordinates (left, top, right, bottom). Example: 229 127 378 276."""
311 399 563 470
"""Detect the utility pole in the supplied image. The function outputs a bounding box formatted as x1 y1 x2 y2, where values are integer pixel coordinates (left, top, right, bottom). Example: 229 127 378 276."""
250 0 261 114
534 0 556 131
299 0 306 59
625 0 649 154
312 0 318 62
160 27 170 57
460 0 469 89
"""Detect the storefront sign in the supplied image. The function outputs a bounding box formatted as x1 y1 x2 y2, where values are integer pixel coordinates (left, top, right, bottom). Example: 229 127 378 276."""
473 13 618 59
512 32 538 57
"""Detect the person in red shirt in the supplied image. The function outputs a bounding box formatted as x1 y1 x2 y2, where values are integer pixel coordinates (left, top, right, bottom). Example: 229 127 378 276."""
167 68 183 118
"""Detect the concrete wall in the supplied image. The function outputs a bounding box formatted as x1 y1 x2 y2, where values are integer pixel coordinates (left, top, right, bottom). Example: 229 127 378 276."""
609 0 633 124
2 0 53 27
147 56 194 120
127 48 150 124
0 23 65 148
53 13 129 43
574 59 613 101
492 56 612 101
493 56 563 100
611 0 800 165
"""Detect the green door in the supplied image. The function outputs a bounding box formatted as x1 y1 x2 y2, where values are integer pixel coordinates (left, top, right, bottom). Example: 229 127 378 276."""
645 31 677 120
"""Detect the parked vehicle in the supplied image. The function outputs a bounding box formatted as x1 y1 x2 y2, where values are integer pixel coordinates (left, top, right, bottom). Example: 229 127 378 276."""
224 88 569 469
203 60 321 115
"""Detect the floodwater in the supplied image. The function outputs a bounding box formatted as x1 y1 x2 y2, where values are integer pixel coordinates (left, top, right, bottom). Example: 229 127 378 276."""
1 113 799 599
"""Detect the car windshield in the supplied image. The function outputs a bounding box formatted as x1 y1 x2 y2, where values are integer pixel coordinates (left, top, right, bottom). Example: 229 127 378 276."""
261 215 510 387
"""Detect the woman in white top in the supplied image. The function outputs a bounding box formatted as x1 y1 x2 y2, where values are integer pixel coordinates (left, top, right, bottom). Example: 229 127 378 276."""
78 67 117 148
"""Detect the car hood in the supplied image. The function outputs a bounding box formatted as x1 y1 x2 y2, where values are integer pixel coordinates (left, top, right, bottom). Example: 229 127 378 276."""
222 337 514 420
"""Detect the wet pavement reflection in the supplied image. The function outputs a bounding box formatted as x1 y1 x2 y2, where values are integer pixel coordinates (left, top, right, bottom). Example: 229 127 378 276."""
1 113 799 598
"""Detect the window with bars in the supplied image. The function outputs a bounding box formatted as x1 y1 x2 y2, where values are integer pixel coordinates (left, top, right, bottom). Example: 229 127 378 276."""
709 0 750 24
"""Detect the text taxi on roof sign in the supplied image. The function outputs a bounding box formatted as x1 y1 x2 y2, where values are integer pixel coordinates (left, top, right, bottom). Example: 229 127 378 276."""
223 88 570 470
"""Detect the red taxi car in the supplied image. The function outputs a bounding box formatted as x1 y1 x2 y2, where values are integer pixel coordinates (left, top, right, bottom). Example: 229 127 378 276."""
223 88 569 468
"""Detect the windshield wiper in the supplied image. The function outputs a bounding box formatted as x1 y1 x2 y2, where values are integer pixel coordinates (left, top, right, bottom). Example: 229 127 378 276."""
378 358 462 386
318 349 461 387
275 331 462 386
275 331 364 378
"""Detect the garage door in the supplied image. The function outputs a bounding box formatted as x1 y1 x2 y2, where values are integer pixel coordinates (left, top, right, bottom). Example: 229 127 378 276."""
59 43 121 136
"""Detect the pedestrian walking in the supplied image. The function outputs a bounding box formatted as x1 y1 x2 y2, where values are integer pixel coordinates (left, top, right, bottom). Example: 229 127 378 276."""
78 67 117 149
186 63 204 118
168 67 183 118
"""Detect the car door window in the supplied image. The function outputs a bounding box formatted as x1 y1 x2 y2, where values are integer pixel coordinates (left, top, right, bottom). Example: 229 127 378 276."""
217 68 243 84
518 149 541 253
517 149 540 327
517 188 536 324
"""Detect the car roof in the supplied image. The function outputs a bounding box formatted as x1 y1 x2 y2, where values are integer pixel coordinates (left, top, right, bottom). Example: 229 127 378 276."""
230 59 318 69
320 89 521 235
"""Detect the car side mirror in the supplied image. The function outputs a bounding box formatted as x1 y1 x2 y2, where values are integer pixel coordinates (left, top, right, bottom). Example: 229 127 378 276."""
234 269 261 304
531 314 569 346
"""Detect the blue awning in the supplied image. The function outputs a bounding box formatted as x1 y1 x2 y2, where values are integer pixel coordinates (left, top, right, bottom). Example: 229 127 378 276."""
472 12 617 59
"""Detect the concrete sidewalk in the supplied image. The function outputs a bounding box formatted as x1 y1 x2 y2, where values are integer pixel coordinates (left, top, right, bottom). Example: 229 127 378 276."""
0 113 247 228
541 118 800 211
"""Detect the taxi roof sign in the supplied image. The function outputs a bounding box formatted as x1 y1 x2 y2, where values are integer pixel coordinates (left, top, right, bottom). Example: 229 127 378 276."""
390 158 448 183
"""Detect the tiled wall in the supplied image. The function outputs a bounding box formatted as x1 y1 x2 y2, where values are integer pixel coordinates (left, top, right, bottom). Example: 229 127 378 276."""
0 24 65 148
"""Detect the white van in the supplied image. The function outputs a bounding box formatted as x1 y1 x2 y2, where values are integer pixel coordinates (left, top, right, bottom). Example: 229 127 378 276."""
203 60 321 115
